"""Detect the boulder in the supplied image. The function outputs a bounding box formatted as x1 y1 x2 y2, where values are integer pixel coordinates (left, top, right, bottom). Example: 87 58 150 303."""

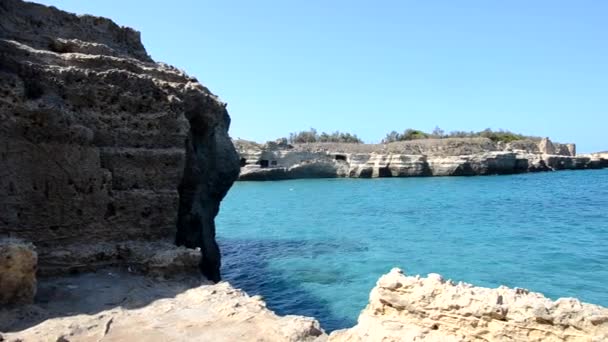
0 239 37 306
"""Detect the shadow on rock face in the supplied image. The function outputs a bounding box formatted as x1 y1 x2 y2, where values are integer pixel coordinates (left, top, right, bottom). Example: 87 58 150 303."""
175 100 240 283
0 268 207 332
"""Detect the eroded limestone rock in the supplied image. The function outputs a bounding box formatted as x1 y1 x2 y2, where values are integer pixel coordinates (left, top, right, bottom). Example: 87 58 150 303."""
0 239 37 306
0 0 240 280
236 138 599 181
329 268 608 342
1 270 326 342
538 137 557 155
579 152 608 169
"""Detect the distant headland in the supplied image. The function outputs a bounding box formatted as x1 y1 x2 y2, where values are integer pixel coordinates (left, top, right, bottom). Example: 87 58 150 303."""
235 128 607 180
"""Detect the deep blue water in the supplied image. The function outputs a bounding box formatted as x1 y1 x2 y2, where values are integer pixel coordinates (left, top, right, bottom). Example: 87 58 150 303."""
217 169 608 332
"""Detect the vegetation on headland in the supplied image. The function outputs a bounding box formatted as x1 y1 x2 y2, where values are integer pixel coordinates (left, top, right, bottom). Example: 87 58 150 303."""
383 127 540 144
281 127 540 144
285 128 364 144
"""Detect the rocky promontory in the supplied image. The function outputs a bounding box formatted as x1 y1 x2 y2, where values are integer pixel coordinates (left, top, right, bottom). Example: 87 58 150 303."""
329 268 608 342
236 138 605 180
0 0 240 281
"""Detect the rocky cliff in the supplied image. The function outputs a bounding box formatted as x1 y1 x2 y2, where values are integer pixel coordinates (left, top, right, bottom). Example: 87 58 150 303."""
329 268 608 342
582 152 608 168
236 138 604 180
0 0 240 281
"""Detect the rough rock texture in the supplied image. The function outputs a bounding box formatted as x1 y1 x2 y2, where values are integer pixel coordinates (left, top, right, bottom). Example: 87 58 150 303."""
588 152 608 159
1 269 326 342
538 137 556 155
237 138 602 181
329 268 608 342
37 240 202 277
0 0 240 280
0 239 37 306
582 152 608 169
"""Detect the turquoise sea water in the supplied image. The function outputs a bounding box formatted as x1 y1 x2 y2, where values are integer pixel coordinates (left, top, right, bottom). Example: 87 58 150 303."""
217 169 608 332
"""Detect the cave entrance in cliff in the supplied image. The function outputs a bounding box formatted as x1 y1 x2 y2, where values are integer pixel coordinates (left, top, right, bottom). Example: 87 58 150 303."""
378 166 392 177
260 160 269 168
335 154 346 161
240 158 247 167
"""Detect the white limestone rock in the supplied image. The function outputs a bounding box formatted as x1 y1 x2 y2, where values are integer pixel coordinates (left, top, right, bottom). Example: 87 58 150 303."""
329 268 608 342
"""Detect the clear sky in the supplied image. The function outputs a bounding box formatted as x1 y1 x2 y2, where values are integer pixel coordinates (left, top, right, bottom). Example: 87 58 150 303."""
36 0 607 152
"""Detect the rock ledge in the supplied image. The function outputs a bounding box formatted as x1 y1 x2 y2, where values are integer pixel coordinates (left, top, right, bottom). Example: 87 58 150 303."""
329 268 608 342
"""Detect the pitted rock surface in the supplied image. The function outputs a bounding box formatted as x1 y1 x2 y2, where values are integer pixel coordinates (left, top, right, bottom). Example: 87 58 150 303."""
329 268 608 342
236 138 602 180
0 0 240 280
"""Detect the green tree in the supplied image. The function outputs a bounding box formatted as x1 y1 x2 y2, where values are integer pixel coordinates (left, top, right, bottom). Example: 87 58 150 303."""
401 129 429 140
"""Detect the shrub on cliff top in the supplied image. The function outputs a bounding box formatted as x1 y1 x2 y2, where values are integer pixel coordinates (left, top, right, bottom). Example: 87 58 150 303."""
286 128 363 144
382 127 539 143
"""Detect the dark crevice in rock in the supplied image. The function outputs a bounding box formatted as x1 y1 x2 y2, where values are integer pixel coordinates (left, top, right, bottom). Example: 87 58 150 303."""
358 168 373 178
452 162 476 176
378 163 392 177
176 108 239 282
23 79 44 100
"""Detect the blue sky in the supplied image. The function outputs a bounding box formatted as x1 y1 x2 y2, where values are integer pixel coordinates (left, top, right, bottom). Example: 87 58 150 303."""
37 1 607 152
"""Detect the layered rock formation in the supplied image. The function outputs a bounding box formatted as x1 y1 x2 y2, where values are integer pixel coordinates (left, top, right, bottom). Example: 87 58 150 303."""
329 268 608 342
0 2 325 339
237 138 605 180
0 0 240 281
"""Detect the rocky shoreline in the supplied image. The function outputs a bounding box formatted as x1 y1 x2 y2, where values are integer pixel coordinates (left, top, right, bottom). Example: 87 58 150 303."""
1 1 607 341
236 138 607 181
330 269 608 341
3 243 608 341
